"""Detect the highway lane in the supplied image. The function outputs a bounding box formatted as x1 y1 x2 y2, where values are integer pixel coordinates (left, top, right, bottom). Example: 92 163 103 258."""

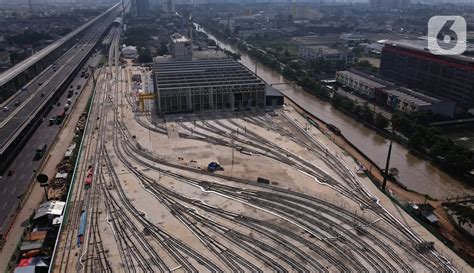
0 6 120 234
0 53 103 235
0 3 120 87
0 28 104 123
0 10 119 152
0 36 90 114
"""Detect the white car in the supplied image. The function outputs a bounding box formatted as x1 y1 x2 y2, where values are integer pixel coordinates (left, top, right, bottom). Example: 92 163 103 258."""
3 106 8 112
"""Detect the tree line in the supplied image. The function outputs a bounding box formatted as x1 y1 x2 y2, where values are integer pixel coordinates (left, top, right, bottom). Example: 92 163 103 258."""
200 17 474 183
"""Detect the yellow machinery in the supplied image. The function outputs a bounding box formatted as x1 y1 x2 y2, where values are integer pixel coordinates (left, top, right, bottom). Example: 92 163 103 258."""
138 93 156 112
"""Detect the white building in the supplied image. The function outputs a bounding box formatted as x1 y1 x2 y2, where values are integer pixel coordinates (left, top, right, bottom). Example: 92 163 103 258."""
122 45 138 59
336 70 387 98
340 33 366 46
385 87 455 117
336 70 456 117
299 45 355 69
170 33 192 61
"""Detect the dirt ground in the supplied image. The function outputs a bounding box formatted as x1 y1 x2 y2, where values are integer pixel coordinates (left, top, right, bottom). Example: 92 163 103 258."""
287 99 474 266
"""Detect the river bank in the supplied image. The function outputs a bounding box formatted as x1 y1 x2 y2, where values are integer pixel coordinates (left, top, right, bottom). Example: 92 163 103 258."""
194 23 473 200
286 97 474 266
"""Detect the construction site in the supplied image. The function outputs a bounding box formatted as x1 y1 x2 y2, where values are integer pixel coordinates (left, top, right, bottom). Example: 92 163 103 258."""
46 29 470 272
153 58 267 114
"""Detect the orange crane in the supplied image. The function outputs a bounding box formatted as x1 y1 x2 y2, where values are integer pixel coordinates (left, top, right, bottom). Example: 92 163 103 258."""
138 93 156 112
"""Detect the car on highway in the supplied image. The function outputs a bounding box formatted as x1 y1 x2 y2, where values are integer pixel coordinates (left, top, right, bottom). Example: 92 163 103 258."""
38 82 43 86
49 117 57 126
3 106 8 112
35 144 47 159
14 101 20 107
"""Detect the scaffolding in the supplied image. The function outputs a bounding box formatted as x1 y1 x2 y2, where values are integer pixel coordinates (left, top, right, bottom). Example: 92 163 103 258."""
153 58 266 114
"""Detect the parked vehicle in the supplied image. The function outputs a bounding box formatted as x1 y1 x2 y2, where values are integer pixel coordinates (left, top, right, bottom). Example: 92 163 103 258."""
207 162 224 172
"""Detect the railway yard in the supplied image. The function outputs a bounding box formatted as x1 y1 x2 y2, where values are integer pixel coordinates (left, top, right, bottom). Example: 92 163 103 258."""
49 33 466 272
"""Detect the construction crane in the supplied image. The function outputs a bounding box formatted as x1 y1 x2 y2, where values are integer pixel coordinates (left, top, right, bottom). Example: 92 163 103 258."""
138 93 156 112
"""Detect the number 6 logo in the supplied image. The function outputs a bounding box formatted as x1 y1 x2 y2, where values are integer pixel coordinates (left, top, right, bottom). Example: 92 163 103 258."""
428 16 466 56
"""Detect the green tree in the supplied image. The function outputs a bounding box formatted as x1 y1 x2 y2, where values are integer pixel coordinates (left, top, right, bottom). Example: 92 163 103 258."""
408 127 426 149
360 105 374 123
341 97 356 113
138 48 152 63
158 41 169 56
429 137 451 158
331 93 344 107
374 113 389 129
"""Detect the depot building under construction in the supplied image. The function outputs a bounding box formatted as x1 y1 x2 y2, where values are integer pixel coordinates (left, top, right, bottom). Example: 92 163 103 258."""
153 58 268 114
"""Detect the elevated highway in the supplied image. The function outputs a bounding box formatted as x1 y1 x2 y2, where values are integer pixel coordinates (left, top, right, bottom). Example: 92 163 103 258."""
0 4 120 104
0 3 122 174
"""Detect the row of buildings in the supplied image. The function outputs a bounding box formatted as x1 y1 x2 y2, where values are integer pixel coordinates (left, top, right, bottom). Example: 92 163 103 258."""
336 70 456 117
336 36 474 116
299 45 356 70
379 39 474 114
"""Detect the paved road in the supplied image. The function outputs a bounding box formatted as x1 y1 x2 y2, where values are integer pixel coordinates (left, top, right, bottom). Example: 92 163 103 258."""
0 54 102 235
0 13 117 153
0 4 119 87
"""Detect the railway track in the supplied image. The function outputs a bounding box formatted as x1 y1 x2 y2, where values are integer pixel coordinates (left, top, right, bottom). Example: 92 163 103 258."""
127 110 455 271
102 63 226 272
55 67 107 273
112 117 427 271
63 35 458 271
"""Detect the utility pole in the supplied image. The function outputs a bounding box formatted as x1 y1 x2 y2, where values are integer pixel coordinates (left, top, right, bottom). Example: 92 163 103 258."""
231 131 235 177
382 126 394 191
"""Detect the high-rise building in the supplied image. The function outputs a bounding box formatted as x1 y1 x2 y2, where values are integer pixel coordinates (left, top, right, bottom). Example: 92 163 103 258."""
131 0 150 18
162 0 175 13
290 3 320 20
369 0 410 10
379 40 474 112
